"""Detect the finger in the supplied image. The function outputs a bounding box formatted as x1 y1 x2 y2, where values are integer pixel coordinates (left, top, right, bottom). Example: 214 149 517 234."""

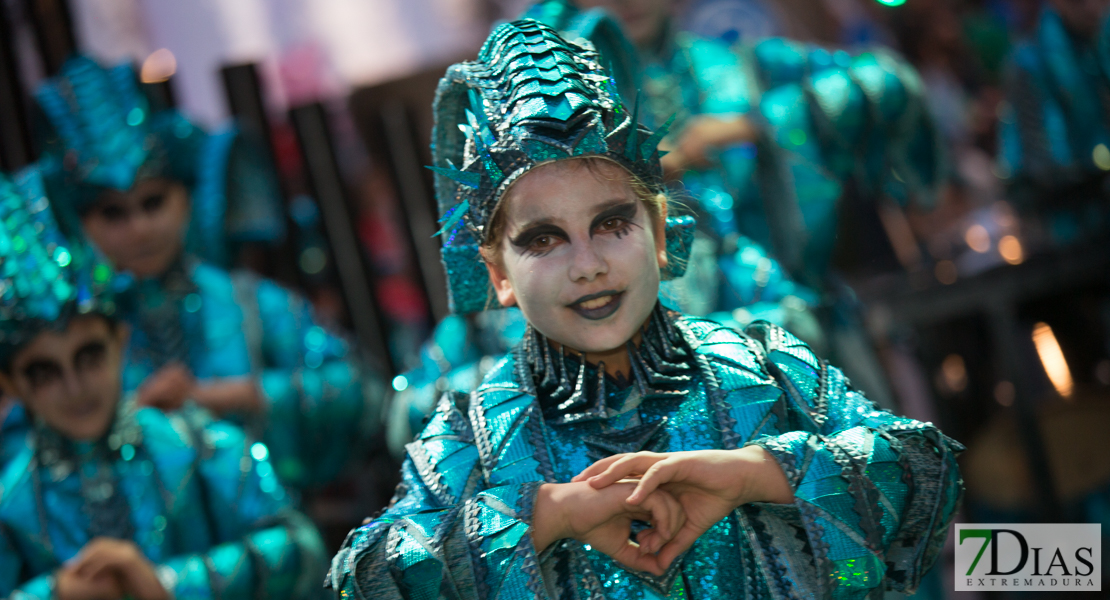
627 461 678 505
639 487 685 545
610 540 667 577
588 454 663 490
656 524 703 570
72 540 123 577
74 553 115 579
572 454 624 482
136 387 162 406
636 528 666 556
634 493 672 549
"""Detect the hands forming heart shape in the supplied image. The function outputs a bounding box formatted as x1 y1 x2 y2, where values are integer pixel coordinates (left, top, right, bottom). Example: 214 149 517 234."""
532 447 794 576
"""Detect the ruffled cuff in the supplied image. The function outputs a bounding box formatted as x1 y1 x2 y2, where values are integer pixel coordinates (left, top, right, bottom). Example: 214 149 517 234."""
749 423 962 595
335 482 546 600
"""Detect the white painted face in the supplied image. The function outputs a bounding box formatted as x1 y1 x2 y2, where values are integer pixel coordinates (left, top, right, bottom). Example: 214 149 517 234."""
484 158 668 355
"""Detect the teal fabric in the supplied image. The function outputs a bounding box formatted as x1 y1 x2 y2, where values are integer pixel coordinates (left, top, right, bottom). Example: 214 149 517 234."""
330 314 963 599
119 260 384 491
0 403 327 600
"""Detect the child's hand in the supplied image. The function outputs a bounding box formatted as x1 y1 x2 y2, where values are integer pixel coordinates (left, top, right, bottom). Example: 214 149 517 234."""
573 447 793 567
190 378 263 416
532 481 685 576
136 363 196 412
55 564 123 600
660 115 759 178
69 538 169 600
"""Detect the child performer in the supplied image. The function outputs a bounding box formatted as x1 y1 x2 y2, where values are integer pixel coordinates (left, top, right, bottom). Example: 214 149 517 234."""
329 21 962 599
34 56 385 491
0 166 326 600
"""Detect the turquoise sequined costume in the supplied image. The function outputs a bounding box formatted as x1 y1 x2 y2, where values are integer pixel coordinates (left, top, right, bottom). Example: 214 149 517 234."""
331 21 963 599
34 56 385 491
0 166 327 600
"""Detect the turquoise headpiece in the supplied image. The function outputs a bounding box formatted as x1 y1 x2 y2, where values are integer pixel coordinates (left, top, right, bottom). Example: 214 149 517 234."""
431 19 693 314
35 56 206 212
35 56 285 267
0 166 117 365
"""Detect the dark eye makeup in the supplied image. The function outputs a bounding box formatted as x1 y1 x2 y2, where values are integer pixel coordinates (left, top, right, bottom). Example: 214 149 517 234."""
510 224 568 257
508 201 641 257
18 340 109 390
589 202 639 238
22 360 62 389
97 203 129 222
141 193 167 213
74 342 108 371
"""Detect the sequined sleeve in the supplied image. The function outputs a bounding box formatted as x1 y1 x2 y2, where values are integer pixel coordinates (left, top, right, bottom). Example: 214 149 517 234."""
328 392 548 600
0 528 52 600
248 274 386 489
156 416 327 600
742 322 963 597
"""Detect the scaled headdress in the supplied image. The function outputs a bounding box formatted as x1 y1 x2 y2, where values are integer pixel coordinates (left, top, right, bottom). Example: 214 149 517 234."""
0 166 117 365
431 19 694 314
35 56 284 267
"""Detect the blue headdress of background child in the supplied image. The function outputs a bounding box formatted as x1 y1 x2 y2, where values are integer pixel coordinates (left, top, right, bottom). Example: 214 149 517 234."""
0 166 118 365
34 55 285 269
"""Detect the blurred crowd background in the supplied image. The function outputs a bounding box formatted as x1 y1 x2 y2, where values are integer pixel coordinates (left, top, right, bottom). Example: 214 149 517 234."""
3 0 1110 597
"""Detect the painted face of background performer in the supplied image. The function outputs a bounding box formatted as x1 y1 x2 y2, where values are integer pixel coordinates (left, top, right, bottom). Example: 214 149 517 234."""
0 316 128 441
81 177 191 278
484 158 668 362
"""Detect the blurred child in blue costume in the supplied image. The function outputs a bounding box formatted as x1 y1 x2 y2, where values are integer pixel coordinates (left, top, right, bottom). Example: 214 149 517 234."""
330 21 963 599
34 56 385 492
0 166 326 600
998 0 1110 245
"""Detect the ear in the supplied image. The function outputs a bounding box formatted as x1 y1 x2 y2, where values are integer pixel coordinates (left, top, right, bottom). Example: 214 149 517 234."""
481 248 518 308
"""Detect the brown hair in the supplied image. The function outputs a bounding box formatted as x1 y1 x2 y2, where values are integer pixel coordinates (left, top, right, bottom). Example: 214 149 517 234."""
480 156 669 263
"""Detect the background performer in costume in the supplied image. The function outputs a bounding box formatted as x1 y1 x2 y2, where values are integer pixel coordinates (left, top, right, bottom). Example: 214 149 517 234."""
0 166 327 600
34 56 386 492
